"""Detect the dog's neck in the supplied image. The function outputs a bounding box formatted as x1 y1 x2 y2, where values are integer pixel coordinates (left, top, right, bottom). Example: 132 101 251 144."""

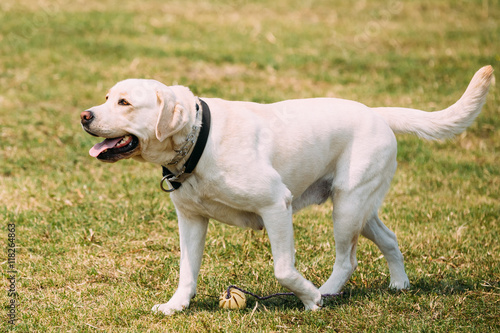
164 100 203 170
134 95 201 172
160 99 211 191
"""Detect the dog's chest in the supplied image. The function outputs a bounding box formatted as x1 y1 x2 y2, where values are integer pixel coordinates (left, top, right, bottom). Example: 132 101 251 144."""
171 190 265 230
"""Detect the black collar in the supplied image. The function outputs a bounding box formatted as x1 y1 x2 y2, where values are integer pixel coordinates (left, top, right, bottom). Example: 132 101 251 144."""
160 99 211 192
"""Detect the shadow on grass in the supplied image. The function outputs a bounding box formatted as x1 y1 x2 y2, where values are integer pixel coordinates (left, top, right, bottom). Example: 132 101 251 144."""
181 276 487 314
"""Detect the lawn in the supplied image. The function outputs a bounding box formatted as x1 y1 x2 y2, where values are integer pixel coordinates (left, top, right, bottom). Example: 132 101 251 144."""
0 0 499 331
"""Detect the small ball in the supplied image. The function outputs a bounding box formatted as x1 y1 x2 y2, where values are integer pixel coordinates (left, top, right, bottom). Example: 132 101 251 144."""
219 288 246 310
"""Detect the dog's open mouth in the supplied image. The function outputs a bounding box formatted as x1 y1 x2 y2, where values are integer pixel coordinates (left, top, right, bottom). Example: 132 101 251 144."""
89 135 139 162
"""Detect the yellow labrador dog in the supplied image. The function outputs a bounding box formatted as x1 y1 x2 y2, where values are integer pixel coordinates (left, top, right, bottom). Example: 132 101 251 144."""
81 66 493 315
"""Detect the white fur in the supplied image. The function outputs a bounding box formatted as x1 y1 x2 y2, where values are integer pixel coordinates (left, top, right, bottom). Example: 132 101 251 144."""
84 66 493 315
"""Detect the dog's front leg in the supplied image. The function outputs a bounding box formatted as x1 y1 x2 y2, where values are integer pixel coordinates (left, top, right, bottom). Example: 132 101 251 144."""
152 212 208 315
259 195 323 311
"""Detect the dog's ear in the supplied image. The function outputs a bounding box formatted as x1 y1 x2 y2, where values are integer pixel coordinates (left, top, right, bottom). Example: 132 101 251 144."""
155 89 189 142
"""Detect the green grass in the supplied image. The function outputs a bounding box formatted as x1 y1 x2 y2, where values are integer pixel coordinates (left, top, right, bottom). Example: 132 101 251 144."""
1 0 499 331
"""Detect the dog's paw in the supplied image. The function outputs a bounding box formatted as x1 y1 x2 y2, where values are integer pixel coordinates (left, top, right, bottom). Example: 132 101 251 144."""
151 300 189 316
304 293 324 311
304 300 323 311
389 278 410 290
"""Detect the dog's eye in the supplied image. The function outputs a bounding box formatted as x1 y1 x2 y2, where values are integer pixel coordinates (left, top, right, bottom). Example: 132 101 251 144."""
118 99 131 106
105 95 109 100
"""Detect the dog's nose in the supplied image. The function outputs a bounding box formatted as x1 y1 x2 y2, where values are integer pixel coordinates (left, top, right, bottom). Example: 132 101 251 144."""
80 110 94 125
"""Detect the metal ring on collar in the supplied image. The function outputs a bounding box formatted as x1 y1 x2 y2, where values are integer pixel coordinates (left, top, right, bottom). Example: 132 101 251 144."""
160 176 176 192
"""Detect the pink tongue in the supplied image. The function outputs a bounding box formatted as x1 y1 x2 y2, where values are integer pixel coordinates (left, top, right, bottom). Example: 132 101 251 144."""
89 137 123 157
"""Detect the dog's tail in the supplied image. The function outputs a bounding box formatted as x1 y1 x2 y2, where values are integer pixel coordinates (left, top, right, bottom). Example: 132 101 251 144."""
374 66 494 140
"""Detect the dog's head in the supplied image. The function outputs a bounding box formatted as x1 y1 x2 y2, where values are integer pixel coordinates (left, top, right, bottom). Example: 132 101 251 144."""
81 79 196 164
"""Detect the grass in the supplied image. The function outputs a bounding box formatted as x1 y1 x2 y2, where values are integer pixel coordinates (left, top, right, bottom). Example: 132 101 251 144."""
1 0 499 331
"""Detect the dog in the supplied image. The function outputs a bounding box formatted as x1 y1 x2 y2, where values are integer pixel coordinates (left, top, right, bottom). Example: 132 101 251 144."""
81 66 493 314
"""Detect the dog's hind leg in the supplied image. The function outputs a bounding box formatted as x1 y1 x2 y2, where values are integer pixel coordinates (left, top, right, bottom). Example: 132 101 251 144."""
318 189 365 295
361 215 410 289
319 151 398 294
